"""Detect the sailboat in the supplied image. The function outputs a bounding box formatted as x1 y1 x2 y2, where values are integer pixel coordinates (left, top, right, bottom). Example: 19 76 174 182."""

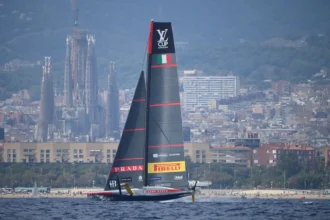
87 20 196 201
31 181 40 198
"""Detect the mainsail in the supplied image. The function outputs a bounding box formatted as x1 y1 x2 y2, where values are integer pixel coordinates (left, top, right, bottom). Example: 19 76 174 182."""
145 21 187 189
105 71 146 190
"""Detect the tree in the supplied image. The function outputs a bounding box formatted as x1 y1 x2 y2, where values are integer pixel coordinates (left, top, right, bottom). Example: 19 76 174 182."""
277 151 302 177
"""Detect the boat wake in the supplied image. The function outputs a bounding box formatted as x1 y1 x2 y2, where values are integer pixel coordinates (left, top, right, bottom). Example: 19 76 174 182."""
159 197 232 203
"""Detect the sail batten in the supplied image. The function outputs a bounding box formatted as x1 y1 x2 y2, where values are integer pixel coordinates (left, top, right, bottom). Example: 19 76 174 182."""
150 102 180 107
149 144 184 148
123 128 145 132
151 64 177 68
114 158 144 161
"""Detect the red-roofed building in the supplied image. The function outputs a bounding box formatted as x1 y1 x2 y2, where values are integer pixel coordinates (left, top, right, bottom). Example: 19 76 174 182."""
254 143 315 168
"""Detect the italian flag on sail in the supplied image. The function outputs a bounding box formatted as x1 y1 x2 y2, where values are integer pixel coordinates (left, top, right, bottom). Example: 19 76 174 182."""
156 54 172 65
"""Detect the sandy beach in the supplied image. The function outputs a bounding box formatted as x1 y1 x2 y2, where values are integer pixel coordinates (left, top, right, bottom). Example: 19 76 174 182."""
1 188 329 200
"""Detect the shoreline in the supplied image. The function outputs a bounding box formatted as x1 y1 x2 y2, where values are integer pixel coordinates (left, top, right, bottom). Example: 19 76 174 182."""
1 189 329 200
200 189 330 200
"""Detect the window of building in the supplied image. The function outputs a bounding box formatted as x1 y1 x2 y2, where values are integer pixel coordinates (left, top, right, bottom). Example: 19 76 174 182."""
13 149 16 153
79 155 83 158
74 149 77 153
24 149 28 152
7 149 11 153
107 149 110 153
79 149 83 154
41 150 44 153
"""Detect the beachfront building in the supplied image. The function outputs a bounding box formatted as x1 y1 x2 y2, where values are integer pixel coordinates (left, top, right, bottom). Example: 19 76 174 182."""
183 143 252 166
2 142 249 165
254 143 316 168
1 142 315 167
3 142 118 163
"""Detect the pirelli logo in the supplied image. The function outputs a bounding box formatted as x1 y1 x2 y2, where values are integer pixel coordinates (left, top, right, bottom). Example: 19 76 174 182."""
148 161 186 174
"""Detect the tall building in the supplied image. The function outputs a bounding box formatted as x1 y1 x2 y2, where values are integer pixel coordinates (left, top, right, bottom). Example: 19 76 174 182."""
106 61 120 139
61 2 99 138
85 34 98 126
63 36 73 107
183 76 240 110
38 57 55 142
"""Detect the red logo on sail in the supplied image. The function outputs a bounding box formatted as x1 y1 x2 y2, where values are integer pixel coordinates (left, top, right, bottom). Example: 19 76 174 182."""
154 163 181 172
111 165 144 173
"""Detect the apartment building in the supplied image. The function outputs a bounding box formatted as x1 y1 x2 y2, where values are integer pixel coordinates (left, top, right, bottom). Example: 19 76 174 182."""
2 142 252 166
254 144 315 168
183 75 240 110
184 143 252 166
3 142 118 163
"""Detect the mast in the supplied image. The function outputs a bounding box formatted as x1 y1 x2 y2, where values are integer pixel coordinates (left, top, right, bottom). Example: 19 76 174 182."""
144 20 154 187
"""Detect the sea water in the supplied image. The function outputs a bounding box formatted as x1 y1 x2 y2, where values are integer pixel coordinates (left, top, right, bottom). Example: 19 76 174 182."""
0 197 328 220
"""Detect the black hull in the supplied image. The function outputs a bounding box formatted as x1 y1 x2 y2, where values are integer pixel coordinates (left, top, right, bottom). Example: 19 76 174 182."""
89 192 191 201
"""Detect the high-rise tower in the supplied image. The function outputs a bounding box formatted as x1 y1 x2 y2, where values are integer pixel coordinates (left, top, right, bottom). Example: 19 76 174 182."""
64 35 73 107
106 61 120 139
85 34 98 125
38 57 55 142
60 0 99 139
